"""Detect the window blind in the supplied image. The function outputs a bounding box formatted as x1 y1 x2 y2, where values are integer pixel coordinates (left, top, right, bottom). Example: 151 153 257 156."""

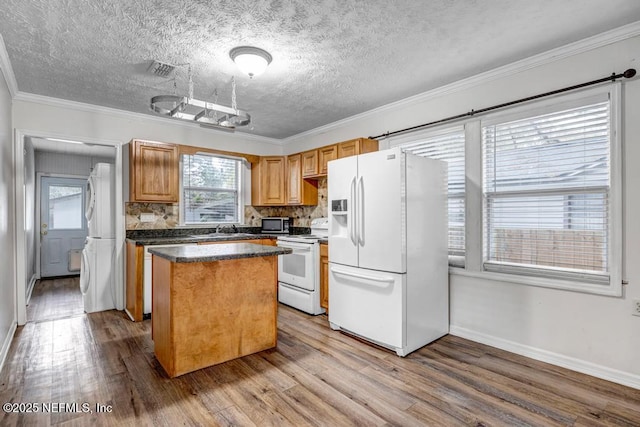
182 154 241 223
482 101 610 282
391 128 466 260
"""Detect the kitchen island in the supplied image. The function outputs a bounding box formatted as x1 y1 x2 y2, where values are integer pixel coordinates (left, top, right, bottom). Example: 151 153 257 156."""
148 243 291 378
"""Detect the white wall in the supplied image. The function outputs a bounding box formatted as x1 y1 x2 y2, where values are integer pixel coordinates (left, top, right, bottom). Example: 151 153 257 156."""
286 34 640 386
34 151 114 176
23 138 35 295
0 55 16 371
12 98 283 157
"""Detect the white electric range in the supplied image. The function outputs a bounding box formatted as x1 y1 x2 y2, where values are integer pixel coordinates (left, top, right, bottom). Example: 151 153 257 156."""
276 218 328 315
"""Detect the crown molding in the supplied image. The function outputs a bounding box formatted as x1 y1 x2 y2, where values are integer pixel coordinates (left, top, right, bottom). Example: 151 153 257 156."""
13 91 284 146
0 34 18 98
283 20 640 144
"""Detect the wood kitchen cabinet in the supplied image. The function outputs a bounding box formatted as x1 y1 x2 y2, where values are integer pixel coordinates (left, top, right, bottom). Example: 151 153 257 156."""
301 150 319 177
337 138 379 159
129 139 179 202
125 241 144 322
300 145 336 178
286 153 318 205
251 156 286 206
318 144 338 175
319 243 329 311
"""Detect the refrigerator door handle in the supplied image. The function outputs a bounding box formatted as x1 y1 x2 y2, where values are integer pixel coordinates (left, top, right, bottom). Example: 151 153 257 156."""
331 266 395 285
350 176 357 245
358 176 365 246
86 175 95 222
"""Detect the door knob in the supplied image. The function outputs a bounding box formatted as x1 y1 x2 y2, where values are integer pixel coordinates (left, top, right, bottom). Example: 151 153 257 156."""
41 230 48 236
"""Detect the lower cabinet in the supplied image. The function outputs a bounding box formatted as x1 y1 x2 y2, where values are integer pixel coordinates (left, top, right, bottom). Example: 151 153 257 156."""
320 243 329 311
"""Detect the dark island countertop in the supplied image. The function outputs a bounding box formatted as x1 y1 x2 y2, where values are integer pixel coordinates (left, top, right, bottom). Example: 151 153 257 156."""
148 242 292 263
126 233 279 246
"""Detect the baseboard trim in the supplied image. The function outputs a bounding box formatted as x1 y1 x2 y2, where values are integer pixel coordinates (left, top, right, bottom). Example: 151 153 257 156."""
25 274 37 305
0 321 17 375
449 325 640 390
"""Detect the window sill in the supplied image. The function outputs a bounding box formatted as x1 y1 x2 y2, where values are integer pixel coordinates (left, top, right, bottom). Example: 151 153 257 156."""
448 267 622 297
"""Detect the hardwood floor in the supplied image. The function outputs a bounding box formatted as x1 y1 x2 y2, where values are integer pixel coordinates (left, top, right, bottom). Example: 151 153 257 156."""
2 283 639 426
26 277 83 323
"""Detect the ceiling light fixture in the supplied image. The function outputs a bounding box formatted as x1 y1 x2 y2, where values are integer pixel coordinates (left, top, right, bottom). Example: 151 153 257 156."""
229 46 272 78
150 63 250 130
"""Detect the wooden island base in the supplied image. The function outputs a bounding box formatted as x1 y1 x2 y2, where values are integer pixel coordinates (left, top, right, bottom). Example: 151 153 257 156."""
152 255 278 377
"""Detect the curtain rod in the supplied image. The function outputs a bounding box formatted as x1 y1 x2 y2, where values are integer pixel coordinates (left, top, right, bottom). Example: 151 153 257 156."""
370 68 636 140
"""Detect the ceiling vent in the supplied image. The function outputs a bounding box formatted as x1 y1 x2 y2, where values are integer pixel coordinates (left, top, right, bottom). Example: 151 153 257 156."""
147 60 175 78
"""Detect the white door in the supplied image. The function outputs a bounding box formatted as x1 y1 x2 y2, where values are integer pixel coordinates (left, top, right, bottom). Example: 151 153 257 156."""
328 155 359 267
357 148 406 273
328 263 405 349
40 177 88 277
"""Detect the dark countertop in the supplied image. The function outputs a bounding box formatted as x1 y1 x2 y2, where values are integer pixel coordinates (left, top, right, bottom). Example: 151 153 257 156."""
148 242 292 263
126 233 279 246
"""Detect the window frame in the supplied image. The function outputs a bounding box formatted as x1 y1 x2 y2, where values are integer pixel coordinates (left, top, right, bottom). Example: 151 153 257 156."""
388 124 467 266
179 153 245 226
458 84 622 296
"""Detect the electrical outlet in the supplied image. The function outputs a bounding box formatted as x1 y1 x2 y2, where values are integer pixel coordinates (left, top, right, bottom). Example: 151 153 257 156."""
633 299 640 317
140 213 155 223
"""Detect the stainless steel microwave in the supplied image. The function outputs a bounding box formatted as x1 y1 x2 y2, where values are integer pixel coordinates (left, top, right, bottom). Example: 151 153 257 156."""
261 217 292 234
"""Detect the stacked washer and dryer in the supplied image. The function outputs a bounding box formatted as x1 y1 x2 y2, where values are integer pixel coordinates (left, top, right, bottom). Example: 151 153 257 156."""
80 163 116 313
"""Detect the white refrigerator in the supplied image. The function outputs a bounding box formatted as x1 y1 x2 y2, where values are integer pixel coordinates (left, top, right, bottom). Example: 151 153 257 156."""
328 147 448 356
80 163 116 313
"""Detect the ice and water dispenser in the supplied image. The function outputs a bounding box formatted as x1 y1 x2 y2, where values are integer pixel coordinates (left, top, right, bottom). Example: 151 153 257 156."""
330 199 349 240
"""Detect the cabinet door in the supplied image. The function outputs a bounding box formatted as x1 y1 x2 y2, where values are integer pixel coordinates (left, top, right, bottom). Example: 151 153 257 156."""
286 153 318 205
318 145 338 175
301 150 318 177
252 156 285 205
320 244 329 310
337 139 358 158
286 153 303 205
337 138 379 159
125 242 144 322
130 140 179 202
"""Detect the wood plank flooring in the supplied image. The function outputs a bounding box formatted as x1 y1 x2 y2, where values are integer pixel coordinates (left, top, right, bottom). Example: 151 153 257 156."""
26 277 83 322
1 279 639 426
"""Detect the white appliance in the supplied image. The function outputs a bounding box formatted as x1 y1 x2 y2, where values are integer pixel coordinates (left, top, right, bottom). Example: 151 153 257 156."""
86 163 115 238
328 147 448 356
277 218 328 315
80 163 116 313
143 243 196 315
80 238 116 313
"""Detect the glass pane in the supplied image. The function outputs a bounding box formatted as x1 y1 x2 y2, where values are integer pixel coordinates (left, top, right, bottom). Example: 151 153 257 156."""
49 185 83 229
396 129 466 257
183 154 238 189
183 190 238 223
485 193 608 273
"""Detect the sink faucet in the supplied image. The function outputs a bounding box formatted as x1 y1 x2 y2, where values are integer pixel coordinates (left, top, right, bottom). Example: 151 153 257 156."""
232 224 238 233
215 224 222 233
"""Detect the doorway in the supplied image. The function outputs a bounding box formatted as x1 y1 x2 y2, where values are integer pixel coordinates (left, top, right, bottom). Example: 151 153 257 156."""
40 176 88 278
14 131 124 326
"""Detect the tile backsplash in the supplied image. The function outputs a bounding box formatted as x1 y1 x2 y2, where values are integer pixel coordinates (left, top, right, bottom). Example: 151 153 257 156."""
126 178 328 230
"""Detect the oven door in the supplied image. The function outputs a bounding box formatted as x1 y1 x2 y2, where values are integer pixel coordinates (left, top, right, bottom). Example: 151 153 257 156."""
277 241 315 291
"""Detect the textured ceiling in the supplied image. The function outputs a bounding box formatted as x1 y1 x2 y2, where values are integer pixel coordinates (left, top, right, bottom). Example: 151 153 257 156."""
2 1 640 139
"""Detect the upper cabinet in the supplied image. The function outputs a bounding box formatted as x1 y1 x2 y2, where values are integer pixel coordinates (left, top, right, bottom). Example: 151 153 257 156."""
299 139 377 179
337 138 379 158
129 139 179 203
286 153 318 205
318 144 338 175
251 156 286 206
301 150 319 177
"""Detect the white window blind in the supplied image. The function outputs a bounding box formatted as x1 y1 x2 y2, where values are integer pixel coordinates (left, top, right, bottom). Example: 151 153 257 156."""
391 128 465 262
182 154 242 224
482 101 610 283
